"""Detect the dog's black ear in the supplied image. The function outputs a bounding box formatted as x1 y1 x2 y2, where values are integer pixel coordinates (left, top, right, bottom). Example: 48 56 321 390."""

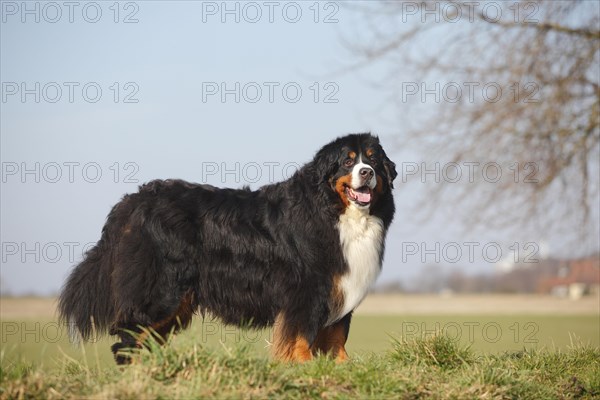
383 153 397 189
314 144 340 184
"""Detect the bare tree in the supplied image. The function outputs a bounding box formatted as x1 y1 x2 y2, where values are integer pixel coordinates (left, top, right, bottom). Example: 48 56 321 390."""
346 1 599 240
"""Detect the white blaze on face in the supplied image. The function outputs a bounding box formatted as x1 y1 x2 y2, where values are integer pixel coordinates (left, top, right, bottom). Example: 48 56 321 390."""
350 155 376 190
345 155 376 206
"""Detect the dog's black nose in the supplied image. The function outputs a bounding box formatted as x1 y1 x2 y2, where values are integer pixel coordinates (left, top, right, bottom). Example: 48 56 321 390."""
360 168 374 178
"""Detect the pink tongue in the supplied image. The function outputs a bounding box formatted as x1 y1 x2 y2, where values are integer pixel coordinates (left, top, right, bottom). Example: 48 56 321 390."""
355 191 371 203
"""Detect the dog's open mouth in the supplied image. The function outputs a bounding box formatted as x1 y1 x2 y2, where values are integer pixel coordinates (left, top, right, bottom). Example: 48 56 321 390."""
345 186 372 206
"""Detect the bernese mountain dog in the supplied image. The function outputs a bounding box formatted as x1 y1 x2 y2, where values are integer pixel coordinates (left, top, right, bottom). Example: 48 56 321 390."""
58 133 396 364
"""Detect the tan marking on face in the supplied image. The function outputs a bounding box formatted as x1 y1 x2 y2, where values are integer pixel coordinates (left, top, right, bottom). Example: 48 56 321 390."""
368 175 384 206
366 149 374 158
348 151 356 160
335 174 353 207
375 175 384 194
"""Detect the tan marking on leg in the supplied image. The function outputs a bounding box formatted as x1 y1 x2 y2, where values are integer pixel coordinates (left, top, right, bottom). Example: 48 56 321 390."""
312 326 330 356
292 337 313 362
137 291 196 347
335 346 349 363
328 275 345 324
311 320 350 362
272 313 313 362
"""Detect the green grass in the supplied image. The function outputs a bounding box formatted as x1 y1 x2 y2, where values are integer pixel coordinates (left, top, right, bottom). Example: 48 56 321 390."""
349 315 600 353
2 314 598 370
1 314 598 398
1 333 598 399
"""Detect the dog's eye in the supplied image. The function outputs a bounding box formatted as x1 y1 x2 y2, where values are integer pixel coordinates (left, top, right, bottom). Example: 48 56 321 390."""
369 156 378 166
344 158 354 168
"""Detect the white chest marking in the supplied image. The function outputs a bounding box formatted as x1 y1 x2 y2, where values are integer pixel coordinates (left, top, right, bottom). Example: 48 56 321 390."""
330 204 384 324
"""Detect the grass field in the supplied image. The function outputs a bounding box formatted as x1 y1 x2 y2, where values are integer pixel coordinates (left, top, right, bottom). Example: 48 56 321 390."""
1 295 598 398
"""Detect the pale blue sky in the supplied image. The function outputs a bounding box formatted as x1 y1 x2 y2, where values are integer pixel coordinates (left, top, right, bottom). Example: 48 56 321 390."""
2 1 598 295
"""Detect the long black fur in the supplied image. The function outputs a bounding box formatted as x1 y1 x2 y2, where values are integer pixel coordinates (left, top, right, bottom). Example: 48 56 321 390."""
58 133 396 360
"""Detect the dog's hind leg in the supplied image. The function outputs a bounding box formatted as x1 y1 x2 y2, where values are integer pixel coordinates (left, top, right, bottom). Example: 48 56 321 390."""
109 291 196 365
272 313 315 362
109 322 143 365
311 313 352 362
142 290 196 344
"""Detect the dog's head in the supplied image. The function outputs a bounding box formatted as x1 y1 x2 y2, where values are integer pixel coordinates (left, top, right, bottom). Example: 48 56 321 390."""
314 133 397 211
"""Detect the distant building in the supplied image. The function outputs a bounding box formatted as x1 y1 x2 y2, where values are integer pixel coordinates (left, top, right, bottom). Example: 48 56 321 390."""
538 255 600 299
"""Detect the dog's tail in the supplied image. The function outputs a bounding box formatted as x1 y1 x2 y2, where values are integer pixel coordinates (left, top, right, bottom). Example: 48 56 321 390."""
58 238 115 344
